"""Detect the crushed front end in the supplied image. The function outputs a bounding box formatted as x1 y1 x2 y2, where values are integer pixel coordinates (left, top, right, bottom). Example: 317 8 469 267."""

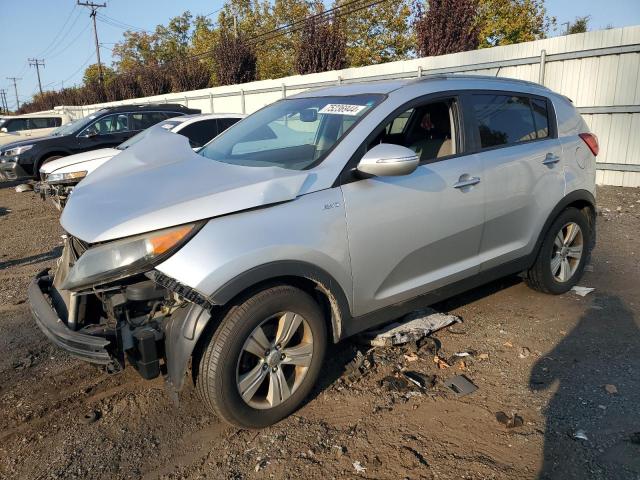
28 223 205 380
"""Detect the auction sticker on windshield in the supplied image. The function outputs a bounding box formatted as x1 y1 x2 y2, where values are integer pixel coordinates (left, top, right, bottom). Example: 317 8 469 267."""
319 104 367 115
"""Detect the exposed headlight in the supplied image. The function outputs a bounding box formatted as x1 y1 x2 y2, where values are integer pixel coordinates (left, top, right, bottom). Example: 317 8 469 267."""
46 171 87 184
61 223 200 290
4 144 33 156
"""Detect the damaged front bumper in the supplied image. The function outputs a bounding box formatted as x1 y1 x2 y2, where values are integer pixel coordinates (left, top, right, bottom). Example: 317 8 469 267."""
28 271 114 365
34 181 74 210
0 157 30 181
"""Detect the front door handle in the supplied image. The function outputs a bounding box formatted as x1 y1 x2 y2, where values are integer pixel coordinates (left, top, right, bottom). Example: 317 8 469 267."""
453 175 481 189
543 153 561 165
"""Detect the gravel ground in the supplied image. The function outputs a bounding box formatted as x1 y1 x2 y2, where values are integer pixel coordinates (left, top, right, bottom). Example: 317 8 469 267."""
0 183 639 480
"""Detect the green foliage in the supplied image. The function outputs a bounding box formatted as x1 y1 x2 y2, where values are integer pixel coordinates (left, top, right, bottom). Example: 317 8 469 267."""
477 0 555 47
567 16 589 35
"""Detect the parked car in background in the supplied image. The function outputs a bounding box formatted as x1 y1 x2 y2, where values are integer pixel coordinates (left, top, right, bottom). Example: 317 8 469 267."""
0 103 199 181
29 75 597 429
0 111 72 147
37 113 245 209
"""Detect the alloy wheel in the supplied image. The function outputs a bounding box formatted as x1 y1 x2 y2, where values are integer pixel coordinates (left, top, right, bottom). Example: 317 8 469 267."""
550 221 584 282
236 311 314 409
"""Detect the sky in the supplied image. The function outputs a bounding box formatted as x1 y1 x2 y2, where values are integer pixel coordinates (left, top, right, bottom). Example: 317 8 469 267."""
1 0 639 110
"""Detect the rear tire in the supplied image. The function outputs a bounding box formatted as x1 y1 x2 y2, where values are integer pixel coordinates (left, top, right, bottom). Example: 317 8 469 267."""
195 285 327 429
526 207 591 294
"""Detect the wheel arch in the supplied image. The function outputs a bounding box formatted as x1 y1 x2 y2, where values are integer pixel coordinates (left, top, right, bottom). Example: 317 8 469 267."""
531 189 596 266
164 261 352 392
35 151 70 174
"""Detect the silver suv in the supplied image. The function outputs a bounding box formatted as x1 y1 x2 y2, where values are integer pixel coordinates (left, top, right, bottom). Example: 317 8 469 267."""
29 75 597 428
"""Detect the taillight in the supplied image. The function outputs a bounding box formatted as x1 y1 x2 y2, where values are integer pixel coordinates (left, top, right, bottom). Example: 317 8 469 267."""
579 133 599 156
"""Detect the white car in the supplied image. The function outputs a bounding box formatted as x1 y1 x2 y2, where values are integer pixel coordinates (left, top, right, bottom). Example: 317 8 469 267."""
0 111 72 147
37 113 245 209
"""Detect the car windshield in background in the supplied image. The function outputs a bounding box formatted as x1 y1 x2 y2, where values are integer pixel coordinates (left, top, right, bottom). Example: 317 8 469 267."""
199 94 384 170
116 120 183 150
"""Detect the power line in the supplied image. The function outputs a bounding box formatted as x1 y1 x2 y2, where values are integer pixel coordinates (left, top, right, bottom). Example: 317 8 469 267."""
47 22 92 60
28 59 46 95
39 7 84 58
96 12 148 32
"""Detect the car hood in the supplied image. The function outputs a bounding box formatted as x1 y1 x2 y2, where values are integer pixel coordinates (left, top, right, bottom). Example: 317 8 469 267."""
61 129 310 243
41 148 118 174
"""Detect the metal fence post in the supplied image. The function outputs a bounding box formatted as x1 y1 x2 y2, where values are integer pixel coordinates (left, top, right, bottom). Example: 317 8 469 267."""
538 49 547 85
184 96 189 108
281 83 287 99
240 89 246 114
209 93 214 113
417 66 423 78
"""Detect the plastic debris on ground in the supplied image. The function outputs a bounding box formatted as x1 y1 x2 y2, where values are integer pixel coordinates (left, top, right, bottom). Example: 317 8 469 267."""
604 384 618 394
353 461 366 473
573 430 589 441
357 308 461 347
571 286 595 297
15 184 34 193
495 411 524 428
444 374 478 396
402 371 436 390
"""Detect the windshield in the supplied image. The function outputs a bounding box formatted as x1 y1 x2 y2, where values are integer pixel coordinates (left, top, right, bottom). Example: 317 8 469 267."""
50 109 108 136
199 94 383 170
117 120 182 150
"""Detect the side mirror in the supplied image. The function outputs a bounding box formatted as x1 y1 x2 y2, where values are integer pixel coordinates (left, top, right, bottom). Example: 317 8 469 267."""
356 143 419 177
82 130 98 138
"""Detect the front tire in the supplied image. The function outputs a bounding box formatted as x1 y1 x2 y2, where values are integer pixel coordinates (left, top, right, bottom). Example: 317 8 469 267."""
195 285 327 428
526 207 591 294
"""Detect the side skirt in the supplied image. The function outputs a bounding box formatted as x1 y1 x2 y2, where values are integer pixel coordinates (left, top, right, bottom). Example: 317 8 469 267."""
340 255 533 340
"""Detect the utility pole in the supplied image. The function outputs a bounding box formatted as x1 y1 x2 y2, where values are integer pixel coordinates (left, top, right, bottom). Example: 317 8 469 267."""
6 77 21 110
28 58 45 95
78 1 107 84
0 89 8 113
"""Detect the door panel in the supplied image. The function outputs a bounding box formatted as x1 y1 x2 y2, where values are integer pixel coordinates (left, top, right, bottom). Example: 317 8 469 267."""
341 154 484 317
477 139 564 269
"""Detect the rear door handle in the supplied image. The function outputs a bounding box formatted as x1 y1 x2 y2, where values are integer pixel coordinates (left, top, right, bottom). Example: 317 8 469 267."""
453 175 481 189
543 153 560 165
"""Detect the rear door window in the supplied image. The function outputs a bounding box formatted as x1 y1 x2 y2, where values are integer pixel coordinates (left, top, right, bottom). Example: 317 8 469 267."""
530 98 549 139
5 119 28 132
469 94 543 149
178 119 219 148
28 117 61 129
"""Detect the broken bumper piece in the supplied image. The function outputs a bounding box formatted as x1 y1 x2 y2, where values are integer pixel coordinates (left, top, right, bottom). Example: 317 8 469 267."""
28 272 113 365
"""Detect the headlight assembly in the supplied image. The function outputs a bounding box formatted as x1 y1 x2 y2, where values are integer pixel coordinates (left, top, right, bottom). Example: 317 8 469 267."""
61 223 200 291
46 170 87 184
4 144 33 157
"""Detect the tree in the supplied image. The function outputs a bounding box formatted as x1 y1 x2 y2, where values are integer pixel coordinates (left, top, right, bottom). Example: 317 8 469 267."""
477 0 555 48
83 63 115 85
567 16 589 34
414 0 479 57
295 10 346 74
336 0 414 67
212 30 258 85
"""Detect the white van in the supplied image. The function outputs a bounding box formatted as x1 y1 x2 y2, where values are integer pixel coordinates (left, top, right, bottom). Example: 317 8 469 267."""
0 111 71 147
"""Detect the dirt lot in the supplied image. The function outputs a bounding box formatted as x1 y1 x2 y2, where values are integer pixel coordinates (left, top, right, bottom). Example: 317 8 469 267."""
0 183 639 480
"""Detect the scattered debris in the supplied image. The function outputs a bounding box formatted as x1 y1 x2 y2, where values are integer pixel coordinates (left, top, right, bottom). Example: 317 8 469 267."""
254 459 269 472
358 308 461 347
402 371 436 390
495 411 524 429
353 461 366 473
402 446 429 466
518 347 531 359
79 411 99 425
403 352 419 362
503 341 513 348
444 375 478 396
332 445 347 458
343 349 375 384
573 430 589 441
14 184 34 193
571 286 595 297
604 384 618 395
478 353 490 360
433 355 451 369
380 375 410 392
